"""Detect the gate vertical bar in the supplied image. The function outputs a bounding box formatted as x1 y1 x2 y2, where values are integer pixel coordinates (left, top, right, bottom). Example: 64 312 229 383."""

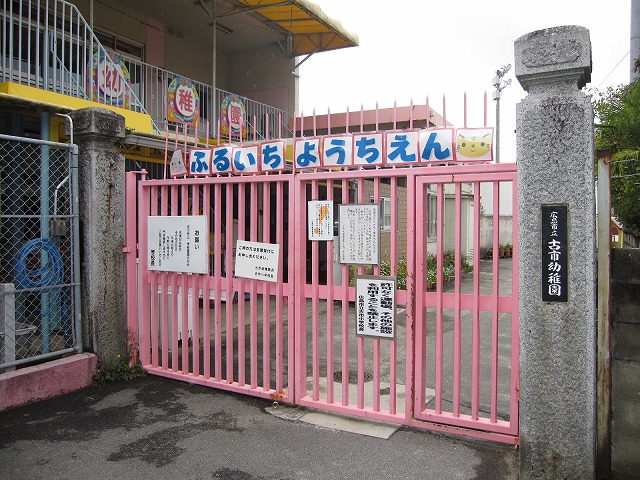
340 177 349 406
356 177 365 409
413 176 426 416
311 179 319 400
262 181 271 391
471 181 481 420
275 179 284 393
160 185 169 370
434 182 444 414
191 185 201 376
373 177 381 412
453 182 462 416
138 179 151 366
180 184 188 372
202 182 211 379
150 185 159 368
294 174 307 402
170 185 179 371
225 183 234 382
214 183 223 380
389 176 398 414
491 181 500 423
249 182 258 388
326 179 335 403
237 183 246 385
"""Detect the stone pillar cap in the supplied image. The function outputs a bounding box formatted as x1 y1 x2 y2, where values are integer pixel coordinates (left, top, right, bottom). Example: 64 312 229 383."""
515 25 592 91
70 107 126 139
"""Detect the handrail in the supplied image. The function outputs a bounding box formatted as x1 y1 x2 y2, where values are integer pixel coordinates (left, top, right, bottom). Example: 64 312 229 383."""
1 0 158 131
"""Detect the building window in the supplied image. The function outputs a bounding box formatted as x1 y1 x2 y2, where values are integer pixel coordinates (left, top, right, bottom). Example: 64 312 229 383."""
372 196 393 232
428 193 437 239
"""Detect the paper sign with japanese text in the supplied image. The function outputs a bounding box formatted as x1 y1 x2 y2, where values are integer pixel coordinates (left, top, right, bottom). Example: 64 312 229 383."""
294 138 321 170
232 145 259 174
419 128 454 163
356 275 396 339
234 240 280 282
148 215 208 274
308 200 333 241
211 145 233 174
339 204 380 265
385 130 420 165
322 135 353 167
189 148 212 176
353 132 384 166
260 140 286 172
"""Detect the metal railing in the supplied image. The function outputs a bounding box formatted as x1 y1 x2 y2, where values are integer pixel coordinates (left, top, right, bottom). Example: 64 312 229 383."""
115 51 289 140
0 133 82 372
1 0 152 123
1 0 289 140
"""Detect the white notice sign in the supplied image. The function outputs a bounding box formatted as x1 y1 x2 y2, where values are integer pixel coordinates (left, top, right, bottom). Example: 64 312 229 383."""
234 240 280 282
356 276 396 338
148 215 208 274
308 200 333 241
339 204 380 265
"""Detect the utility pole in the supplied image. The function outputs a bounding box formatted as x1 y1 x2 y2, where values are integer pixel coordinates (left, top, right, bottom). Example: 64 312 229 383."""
492 64 512 163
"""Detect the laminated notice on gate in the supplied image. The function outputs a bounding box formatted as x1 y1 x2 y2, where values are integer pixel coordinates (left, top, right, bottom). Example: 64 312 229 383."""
234 240 280 282
148 216 209 274
356 275 396 339
339 204 380 265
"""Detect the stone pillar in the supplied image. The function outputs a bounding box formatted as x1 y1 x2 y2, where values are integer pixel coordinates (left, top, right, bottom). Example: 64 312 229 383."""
70 107 127 363
515 26 597 479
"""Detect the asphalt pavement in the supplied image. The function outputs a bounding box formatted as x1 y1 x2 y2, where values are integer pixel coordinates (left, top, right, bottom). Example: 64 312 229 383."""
0 375 519 479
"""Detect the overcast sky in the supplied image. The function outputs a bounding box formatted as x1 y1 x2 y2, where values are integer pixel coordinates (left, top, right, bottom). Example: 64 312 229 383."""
299 0 632 163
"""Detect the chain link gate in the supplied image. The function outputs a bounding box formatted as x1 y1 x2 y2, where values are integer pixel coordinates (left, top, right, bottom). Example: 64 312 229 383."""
0 133 82 372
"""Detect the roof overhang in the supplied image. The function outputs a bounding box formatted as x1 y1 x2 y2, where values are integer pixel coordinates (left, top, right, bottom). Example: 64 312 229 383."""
224 0 359 57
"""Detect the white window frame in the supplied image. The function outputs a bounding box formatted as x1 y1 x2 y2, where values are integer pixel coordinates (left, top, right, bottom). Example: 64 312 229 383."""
371 196 393 232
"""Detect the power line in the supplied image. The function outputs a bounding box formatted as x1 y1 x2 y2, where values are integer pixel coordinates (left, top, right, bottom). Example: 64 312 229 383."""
597 50 630 89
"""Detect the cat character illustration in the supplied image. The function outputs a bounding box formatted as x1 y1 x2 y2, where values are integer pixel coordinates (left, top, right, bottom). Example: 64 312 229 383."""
456 131 492 160
169 149 187 176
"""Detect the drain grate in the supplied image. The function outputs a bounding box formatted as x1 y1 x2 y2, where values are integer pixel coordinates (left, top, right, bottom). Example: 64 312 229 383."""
333 369 373 384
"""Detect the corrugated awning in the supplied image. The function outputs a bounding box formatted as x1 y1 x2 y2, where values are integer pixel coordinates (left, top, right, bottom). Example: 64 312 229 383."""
229 0 359 57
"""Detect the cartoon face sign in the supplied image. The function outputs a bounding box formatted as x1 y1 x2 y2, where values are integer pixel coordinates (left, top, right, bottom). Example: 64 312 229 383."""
456 130 493 160
169 150 187 176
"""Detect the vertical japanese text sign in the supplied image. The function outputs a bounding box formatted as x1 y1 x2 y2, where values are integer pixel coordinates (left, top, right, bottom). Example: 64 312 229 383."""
541 205 568 302
308 200 333 241
356 276 396 338
339 204 380 265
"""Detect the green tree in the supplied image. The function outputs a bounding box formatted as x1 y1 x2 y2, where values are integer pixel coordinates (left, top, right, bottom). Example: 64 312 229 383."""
593 80 640 232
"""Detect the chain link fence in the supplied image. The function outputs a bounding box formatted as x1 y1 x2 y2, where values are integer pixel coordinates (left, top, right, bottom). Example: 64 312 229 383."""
0 133 81 372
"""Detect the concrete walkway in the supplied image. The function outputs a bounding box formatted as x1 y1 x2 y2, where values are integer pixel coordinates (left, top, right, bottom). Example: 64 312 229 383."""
0 375 519 479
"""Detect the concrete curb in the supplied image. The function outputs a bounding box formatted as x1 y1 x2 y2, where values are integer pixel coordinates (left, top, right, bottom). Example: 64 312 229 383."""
0 353 97 412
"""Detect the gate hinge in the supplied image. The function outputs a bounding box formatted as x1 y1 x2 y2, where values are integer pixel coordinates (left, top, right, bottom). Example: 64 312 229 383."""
122 246 132 253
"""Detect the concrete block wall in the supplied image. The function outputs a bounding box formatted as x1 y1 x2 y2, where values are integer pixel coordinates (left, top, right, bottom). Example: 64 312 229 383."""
611 248 640 479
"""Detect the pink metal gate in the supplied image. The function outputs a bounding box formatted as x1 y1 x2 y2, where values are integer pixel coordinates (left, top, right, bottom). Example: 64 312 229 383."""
291 164 518 443
125 111 518 443
126 172 296 402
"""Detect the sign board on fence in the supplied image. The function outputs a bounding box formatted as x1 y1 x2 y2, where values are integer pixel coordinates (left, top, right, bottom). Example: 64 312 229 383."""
339 204 380 265
148 215 208 274
541 205 568 302
308 200 333 241
234 240 280 282
356 276 396 338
